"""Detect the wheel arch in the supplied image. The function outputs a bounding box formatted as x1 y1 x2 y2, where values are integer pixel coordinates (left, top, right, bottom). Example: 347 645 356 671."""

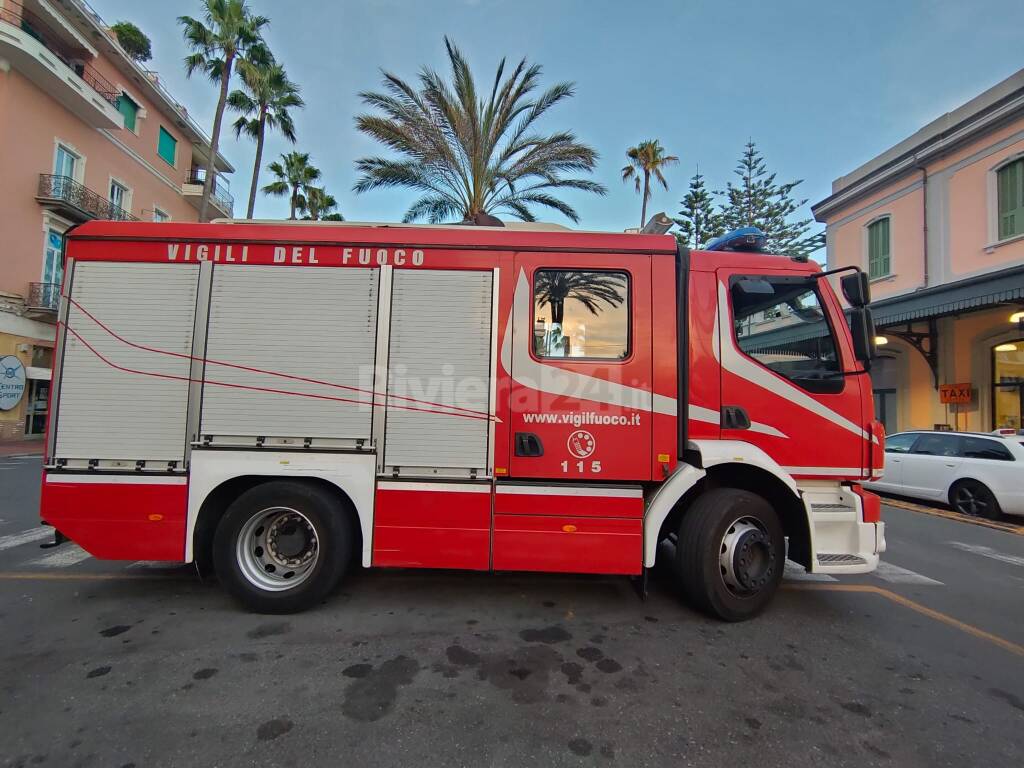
192 474 364 573
645 440 811 568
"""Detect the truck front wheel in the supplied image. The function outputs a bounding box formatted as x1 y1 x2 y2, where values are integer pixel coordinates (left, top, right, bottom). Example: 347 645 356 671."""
213 481 352 614
675 488 784 622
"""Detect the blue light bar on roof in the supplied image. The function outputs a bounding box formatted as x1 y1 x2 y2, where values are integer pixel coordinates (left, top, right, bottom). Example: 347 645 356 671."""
705 227 767 253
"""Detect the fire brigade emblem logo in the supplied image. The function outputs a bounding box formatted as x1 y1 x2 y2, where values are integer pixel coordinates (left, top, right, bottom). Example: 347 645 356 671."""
567 429 596 459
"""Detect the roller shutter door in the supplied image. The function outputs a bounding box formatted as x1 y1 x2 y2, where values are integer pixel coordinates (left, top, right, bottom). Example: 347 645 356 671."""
384 269 493 473
55 262 200 463
200 265 379 443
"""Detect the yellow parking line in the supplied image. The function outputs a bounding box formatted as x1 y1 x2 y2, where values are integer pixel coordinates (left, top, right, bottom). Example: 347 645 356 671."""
880 497 1024 535
785 583 1024 658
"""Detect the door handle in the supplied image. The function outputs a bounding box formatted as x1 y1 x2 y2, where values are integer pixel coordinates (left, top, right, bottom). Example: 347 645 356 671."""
515 432 544 457
945 463 956 468
720 405 751 430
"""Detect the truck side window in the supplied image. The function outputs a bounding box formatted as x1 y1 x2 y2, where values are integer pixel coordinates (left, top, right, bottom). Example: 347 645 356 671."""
533 270 630 359
730 275 843 394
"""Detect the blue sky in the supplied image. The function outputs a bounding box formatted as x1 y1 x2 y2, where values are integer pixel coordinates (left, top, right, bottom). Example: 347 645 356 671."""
94 0 1024 231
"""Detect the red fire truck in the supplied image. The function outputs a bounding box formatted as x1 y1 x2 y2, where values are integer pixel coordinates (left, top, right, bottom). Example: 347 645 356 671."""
39 219 885 621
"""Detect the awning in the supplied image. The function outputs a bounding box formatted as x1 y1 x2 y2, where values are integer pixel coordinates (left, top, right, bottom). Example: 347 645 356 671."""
25 367 52 381
872 264 1024 326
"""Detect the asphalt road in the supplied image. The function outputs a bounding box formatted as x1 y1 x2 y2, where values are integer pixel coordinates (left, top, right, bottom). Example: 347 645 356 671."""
1 454 1023 768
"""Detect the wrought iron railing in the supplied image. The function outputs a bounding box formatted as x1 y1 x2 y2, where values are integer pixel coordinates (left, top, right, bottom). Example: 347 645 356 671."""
186 167 235 212
37 174 138 221
28 283 61 313
0 1 119 106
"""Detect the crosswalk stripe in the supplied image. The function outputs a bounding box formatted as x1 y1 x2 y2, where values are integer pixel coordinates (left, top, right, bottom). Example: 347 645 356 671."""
784 561 838 582
948 541 1024 568
874 561 943 586
27 544 92 568
0 527 52 551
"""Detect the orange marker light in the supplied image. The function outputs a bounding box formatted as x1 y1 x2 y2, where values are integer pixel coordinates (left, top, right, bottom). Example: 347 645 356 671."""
562 524 577 533
148 514 163 522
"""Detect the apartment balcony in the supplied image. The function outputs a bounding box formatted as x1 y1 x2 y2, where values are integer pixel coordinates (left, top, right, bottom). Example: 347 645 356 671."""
0 1 122 128
36 174 138 223
183 167 234 219
26 282 60 317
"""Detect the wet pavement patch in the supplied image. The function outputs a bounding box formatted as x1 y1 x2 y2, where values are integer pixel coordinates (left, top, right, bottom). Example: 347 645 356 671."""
86 666 111 679
256 717 293 741
568 738 593 756
341 655 419 722
595 658 623 674
247 622 291 639
446 645 481 667
342 663 373 679
518 626 571 644
192 668 218 680
99 625 131 638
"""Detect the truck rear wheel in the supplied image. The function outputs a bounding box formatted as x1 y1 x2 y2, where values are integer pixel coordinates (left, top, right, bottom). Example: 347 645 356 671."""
676 488 784 622
213 481 352 614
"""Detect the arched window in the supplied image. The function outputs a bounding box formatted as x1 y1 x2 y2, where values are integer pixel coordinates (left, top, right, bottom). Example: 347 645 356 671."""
992 339 1024 430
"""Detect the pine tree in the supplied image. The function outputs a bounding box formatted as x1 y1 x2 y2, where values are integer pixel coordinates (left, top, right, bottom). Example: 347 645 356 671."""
673 169 724 249
718 141 819 258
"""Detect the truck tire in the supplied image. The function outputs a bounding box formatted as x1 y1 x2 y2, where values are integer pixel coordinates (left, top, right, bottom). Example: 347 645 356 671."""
675 488 784 622
213 481 352 614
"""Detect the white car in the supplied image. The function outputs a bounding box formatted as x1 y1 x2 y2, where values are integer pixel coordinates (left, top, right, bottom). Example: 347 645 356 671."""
866 431 1024 519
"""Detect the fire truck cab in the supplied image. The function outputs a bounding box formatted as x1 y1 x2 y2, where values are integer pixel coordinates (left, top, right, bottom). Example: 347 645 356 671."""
40 219 885 621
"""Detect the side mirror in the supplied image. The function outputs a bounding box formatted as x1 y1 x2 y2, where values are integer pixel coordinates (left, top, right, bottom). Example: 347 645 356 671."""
848 306 876 367
841 272 871 307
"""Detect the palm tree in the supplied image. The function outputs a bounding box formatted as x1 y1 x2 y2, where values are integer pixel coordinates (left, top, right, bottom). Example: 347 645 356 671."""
179 0 268 221
228 53 303 218
353 37 606 224
302 187 342 221
622 140 679 229
534 271 627 326
262 151 321 219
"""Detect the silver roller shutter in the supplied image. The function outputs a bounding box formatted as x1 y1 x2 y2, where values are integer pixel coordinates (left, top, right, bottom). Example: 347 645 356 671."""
384 269 493 474
200 265 379 444
55 261 200 463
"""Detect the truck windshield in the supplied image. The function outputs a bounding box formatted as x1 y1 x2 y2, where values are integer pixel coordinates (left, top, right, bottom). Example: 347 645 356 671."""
730 275 843 394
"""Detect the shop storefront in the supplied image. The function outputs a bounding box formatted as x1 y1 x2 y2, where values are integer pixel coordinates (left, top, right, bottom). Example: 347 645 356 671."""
870 264 1024 434
0 325 55 443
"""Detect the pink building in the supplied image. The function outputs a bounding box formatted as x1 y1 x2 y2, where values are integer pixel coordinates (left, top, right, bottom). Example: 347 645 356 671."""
813 68 1024 435
0 0 233 442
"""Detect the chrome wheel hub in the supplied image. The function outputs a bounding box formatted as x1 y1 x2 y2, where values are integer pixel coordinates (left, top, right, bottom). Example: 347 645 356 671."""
719 517 776 595
236 507 319 591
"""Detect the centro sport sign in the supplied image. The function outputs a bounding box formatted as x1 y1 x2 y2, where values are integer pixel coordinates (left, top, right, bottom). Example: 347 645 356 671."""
0 355 27 411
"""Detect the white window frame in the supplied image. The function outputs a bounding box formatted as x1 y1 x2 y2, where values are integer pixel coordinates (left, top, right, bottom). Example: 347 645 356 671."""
108 176 132 214
986 151 1024 249
40 212 72 287
152 206 171 222
52 139 85 183
863 213 893 281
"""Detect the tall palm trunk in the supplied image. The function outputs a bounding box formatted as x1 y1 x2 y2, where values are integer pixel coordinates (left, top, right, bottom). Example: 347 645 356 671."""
200 53 234 221
640 169 650 228
246 107 267 218
289 183 298 219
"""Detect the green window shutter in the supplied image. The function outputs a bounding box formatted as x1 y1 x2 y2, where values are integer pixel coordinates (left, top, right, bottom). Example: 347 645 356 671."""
868 218 890 279
157 127 177 167
998 159 1023 240
117 94 138 132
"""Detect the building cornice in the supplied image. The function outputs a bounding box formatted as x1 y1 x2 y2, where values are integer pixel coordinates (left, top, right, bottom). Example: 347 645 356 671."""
813 70 1024 222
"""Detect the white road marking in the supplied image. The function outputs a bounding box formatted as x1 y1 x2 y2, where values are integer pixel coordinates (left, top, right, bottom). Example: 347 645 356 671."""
0 527 52 551
27 545 92 568
784 561 838 582
948 541 1024 568
873 561 944 586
